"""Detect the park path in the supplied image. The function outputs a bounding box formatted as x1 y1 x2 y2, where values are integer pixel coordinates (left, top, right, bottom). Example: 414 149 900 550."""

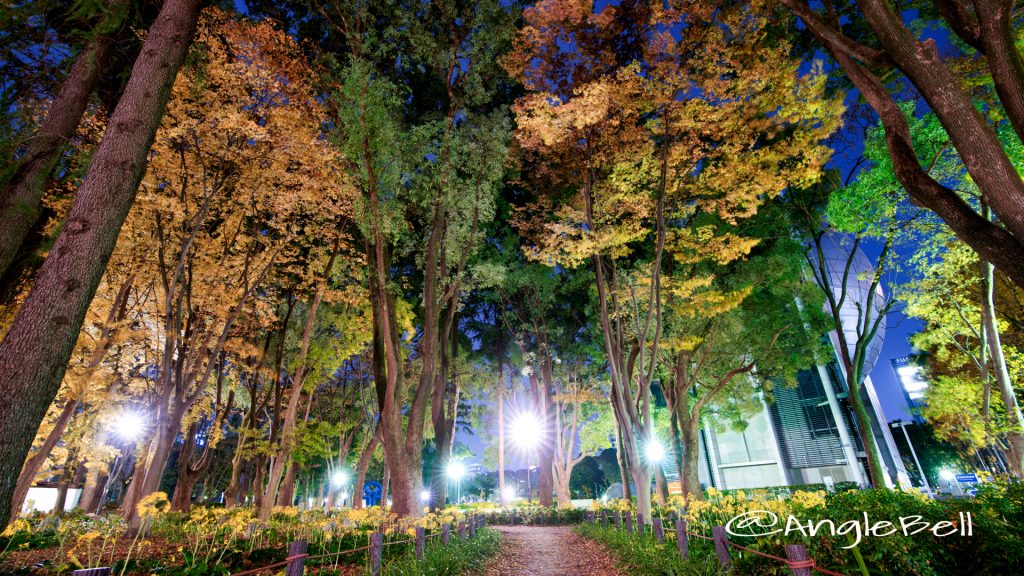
480 526 624 576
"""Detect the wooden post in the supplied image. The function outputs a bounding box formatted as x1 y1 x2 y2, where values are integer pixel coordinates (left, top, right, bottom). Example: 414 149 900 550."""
712 526 731 570
369 532 383 576
285 540 307 576
676 518 689 560
637 513 644 535
785 544 814 576
244 521 258 539
469 515 476 537
615 510 621 529
653 517 664 543
625 512 633 534
72 569 111 576
511 509 517 525
442 523 450 545
459 521 467 539
601 510 607 527
415 526 425 560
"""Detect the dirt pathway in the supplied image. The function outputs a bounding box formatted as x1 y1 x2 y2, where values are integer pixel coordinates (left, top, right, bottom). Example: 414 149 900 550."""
479 525 624 576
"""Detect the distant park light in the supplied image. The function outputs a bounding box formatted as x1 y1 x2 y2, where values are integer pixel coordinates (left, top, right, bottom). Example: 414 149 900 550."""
502 486 516 501
420 489 431 502
939 469 955 481
332 471 348 488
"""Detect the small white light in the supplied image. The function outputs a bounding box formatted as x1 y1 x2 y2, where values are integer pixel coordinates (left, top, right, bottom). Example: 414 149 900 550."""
420 490 431 502
332 471 348 487
502 486 516 501
940 469 955 481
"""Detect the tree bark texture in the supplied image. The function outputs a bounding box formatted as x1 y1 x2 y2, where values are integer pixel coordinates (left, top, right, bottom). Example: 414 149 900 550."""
0 0 201 528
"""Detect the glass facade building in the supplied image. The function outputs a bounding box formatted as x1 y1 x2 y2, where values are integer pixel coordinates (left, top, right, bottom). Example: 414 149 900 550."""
664 234 910 492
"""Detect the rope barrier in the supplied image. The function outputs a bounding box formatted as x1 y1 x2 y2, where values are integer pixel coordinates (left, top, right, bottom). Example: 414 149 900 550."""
303 543 373 562
229 553 310 576
658 519 851 576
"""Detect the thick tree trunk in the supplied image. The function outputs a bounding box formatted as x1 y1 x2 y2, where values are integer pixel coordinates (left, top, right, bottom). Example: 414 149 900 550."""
680 418 702 500
123 412 182 527
0 0 125 278
78 467 103 513
224 442 247 509
553 470 571 507
276 460 296 507
0 0 201 529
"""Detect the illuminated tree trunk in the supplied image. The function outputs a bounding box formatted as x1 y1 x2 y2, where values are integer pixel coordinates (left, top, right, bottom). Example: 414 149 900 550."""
0 0 201 529
981 259 1024 476
260 249 336 522
497 347 508 506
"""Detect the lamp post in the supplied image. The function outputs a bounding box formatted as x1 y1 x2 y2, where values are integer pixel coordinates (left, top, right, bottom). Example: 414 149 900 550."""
509 411 543 504
447 461 465 504
891 420 931 492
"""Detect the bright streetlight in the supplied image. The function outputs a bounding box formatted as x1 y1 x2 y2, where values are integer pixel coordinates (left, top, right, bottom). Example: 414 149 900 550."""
332 471 348 488
502 486 516 503
509 411 544 503
645 437 666 464
113 411 145 442
509 412 542 451
420 489 432 503
939 469 954 481
447 461 466 503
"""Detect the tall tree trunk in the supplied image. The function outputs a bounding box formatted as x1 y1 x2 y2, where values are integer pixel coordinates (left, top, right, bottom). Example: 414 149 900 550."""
277 460 297 507
654 465 668 506
260 248 336 522
981 259 1024 476
497 354 507 506
352 430 380 509
8 400 78 522
681 423 701 499
0 0 201 529
77 467 103 513
0 0 127 279
325 430 354 509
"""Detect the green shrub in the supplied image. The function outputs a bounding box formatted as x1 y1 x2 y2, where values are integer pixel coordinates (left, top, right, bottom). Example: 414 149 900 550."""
384 528 501 575
575 523 723 576
487 505 587 525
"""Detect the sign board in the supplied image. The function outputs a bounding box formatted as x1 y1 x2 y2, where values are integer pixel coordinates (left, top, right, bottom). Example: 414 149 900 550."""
955 473 978 483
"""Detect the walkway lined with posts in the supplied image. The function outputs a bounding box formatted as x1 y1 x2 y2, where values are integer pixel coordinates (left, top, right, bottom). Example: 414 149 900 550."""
584 510 851 576
69 514 489 576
